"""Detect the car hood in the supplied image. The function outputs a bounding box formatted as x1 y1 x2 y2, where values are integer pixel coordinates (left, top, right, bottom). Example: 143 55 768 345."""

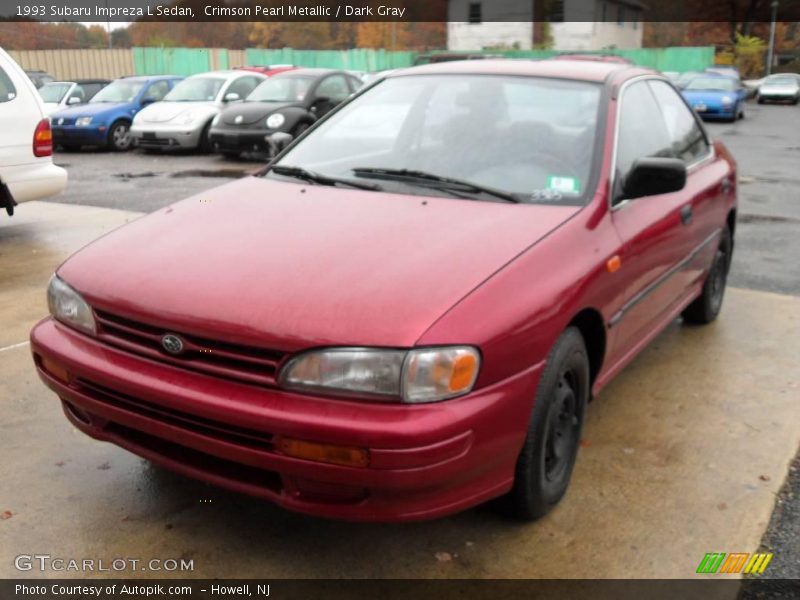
58 177 579 351
52 102 131 120
760 84 798 93
137 101 217 123
221 101 294 125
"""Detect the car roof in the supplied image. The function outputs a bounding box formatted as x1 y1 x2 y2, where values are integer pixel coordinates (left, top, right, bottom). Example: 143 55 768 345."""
186 70 264 80
389 59 651 84
273 68 340 77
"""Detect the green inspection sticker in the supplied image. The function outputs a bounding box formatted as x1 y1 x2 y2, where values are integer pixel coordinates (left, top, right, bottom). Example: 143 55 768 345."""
547 176 580 194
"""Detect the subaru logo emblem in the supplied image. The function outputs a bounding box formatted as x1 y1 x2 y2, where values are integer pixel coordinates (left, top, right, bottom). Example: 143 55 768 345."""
234 115 243 124
58 118 64 125
161 334 185 355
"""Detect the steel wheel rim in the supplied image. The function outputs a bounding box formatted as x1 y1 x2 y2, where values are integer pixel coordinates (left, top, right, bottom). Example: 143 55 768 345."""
544 368 581 483
114 125 130 149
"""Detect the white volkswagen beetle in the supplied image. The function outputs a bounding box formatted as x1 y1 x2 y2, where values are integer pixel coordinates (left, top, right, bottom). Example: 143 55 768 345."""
130 70 266 152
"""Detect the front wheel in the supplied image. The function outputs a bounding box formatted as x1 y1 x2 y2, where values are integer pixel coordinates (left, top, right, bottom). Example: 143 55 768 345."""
499 327 589 521
107 121 132 151
682 225 732 325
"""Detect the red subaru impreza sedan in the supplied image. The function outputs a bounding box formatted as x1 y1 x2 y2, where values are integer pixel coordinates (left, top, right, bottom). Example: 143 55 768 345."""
31 60 736 522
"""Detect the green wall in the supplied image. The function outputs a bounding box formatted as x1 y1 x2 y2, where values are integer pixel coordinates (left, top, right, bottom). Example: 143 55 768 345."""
132 46 715 76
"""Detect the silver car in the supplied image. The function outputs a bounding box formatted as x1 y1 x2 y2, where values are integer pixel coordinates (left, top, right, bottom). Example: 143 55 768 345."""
757 74 800 105
130 70 266 151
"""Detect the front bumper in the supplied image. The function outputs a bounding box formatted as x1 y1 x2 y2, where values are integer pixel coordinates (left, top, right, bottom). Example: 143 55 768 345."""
209 127 274 154
130 123 204 149
52 125 108 147
758 92 799 102
31 318 541 521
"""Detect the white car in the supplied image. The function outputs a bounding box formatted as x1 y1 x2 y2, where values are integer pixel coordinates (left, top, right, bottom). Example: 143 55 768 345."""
130 70 266 152
38 80 110 116
0 48 67 217
757 74 800 104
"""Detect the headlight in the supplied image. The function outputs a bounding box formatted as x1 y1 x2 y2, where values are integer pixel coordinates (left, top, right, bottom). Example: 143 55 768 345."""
75 117 92 126
280 346 480 403
47 275 96 335
721 96 733 104
266 113 285 129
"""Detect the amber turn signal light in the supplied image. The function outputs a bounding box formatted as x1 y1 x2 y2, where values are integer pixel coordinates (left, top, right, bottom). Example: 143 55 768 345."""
277 437 370 468
40 355 70 383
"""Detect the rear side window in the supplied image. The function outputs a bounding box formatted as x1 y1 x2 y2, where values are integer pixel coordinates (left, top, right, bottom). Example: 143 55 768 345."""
614 80 672 202
0 66 16 103
648 80 710 165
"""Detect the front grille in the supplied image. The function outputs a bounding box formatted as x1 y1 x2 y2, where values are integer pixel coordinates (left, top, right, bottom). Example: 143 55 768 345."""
75 377 276 452
94 309 286 387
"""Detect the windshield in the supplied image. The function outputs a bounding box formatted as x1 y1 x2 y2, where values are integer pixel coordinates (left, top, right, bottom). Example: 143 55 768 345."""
247 76 315 102
39 82 72 103
765 77 795 86
164 77 225 101
91 80 144 103
685 77 736 92
269 75 602 204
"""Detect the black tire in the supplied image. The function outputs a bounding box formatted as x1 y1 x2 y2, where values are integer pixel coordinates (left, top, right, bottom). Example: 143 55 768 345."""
682 225 733 325
292 122 310 138
59 144 80 152
757 97 765 105
107 121 132 151
499 327 590 521
197 122 212 153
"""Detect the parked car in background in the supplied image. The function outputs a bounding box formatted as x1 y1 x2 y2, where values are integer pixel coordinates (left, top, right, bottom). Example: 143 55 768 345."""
130 70 266 152
235 65 296 77
38 80 111 116
706 66 741 79
0 49 66 216
550 53 633 64
681 74 746 121
51 76 182 151
742 77 765 98
757 74 800 104
24 69 55 89
209 68 361 158
413 52 501 65
32 60 737 522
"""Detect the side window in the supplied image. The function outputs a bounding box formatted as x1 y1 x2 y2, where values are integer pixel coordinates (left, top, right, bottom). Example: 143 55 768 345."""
0 66 16 102
226 76 260 99
615 80 673 203
648 80 710 165
82 83 104 100
347 75 363 93
144 80 170 101
316 75 351 103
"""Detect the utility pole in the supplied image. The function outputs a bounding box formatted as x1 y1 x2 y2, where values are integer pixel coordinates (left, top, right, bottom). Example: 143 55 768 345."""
766 0 778 76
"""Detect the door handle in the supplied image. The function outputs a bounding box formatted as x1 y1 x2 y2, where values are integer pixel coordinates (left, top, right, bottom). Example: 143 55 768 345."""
680 204 693 225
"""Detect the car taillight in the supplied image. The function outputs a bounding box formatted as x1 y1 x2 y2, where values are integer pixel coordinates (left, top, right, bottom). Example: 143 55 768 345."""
33 118 53 157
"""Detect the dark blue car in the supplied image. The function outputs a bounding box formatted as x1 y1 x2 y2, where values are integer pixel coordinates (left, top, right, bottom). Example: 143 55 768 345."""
681 74 746 122
51 76 182 151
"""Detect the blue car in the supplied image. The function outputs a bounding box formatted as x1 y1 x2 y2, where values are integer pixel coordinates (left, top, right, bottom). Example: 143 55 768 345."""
681 74 746 122
51 76 182 151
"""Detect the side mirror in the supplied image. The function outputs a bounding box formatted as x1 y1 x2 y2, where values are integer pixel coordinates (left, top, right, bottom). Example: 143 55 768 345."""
267 131 293 156
224 92 241 103
141 96 157 106
310 96 331 112
67 96 82 105
620 157 687 201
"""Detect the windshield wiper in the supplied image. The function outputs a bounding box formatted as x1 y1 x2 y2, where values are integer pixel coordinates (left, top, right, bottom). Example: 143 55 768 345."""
270 165 382 191
351 168 519 203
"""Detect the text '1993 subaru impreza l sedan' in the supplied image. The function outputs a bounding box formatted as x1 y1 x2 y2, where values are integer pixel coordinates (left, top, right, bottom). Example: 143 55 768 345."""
31 60 737 522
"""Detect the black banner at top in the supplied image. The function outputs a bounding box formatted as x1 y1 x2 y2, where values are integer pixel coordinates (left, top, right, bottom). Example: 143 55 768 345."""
0 0 799 23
